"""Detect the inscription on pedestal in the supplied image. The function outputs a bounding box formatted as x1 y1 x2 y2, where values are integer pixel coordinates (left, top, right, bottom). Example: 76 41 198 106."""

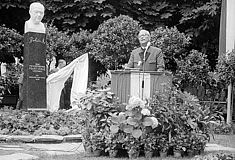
29 64 46 80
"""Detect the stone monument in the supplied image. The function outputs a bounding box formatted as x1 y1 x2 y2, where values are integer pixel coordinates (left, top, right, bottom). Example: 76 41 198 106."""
23 2 47 110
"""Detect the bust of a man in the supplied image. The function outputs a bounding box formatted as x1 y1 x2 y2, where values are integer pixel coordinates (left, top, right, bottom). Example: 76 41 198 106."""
24 2 45 34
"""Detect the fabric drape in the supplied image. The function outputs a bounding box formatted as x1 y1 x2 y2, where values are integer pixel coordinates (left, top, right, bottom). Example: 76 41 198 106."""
47 54 88 112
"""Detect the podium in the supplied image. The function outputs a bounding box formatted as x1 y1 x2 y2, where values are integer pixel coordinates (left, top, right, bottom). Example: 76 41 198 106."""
110 70 172 103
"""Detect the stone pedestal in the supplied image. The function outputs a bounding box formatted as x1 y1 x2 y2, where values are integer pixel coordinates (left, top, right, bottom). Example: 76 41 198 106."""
23 32 46 110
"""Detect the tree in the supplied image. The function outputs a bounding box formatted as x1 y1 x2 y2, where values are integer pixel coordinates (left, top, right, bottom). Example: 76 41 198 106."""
42 0 115 32
177 0 221 70
0 0 222 70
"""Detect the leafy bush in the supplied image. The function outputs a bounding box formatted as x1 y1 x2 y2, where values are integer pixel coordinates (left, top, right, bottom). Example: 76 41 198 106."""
150 86 223 155
78 89 120 154
174 49 211 88
1 63 22 95
89 15 141 69
151 26 191 71
216 49 235 86
213 122 234 135
0 25 22 99
46 25 77 64
0 108 82 136
67 29 94 63
79 86 222 158
0 25 23 62
0 63 23 101
173 49 224 101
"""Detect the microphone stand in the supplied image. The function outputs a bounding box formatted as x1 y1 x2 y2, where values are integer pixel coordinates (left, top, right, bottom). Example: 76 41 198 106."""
141 45 149 100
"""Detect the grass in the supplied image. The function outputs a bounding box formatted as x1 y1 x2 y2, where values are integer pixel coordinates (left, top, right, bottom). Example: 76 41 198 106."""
36 153 198 160
36 152 235 160
209 134 235 148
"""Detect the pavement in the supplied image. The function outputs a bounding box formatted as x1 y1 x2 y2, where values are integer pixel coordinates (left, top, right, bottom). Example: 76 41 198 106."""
0 134 84 160
0 135 234 160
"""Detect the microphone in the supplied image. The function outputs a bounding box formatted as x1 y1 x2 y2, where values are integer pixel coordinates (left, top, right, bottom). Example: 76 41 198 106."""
146 42 151 48
142 42 150 100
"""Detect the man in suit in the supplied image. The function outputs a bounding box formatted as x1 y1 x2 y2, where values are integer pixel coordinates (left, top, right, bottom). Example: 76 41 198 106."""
126 29 165 71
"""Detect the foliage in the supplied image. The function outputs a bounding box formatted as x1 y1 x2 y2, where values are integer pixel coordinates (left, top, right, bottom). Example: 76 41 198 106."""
0 76 12 103
89 17 190 70
68 30 108 82
108 97 158 157
0 0 222 70
1 84 223 158
173 49 224 101
0 108 82 136
46 25 79 65
171 133 189 152
174 49 211 87
216 49 235 86
69 29 93 59
177 0 221 70
142 132 157 152
78 89 120 153
109 96 158 138
156 135 169 153
42 0 115 32
89 15 140 69
92 72 111 90
151 26 191 71
213 122 234 135
150 85 222 155
0 0 29 9
0 25 23 62
0 63 22 100
188 132 209 154
0 24 82 67
193 152 235 160
78 85 222 158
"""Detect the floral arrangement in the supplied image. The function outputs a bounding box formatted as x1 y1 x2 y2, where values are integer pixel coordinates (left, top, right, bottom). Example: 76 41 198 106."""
79 86 222 158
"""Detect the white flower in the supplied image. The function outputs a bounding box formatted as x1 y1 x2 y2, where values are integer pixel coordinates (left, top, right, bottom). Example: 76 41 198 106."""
141 108 150 115
150 117 159 128
128 96 145 109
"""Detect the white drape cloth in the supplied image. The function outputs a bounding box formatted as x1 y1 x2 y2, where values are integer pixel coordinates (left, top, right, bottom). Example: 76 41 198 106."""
47 54 88 112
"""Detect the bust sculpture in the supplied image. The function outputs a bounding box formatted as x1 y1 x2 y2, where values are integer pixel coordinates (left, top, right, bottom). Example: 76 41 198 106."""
24 2 45 34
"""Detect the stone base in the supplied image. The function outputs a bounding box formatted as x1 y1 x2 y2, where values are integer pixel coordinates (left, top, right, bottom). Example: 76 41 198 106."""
0 134 82 144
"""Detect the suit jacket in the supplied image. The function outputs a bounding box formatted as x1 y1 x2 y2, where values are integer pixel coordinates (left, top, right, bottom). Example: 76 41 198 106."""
127 46 165 71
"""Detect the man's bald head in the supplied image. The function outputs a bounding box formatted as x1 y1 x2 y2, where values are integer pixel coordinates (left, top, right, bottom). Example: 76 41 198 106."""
138 30 150 38
138 29 151 47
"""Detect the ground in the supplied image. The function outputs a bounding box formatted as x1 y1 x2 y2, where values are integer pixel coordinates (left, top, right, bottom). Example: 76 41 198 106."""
0 134 234 160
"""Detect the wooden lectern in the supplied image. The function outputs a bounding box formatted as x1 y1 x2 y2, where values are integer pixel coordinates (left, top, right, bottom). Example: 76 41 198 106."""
110 70 172 103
